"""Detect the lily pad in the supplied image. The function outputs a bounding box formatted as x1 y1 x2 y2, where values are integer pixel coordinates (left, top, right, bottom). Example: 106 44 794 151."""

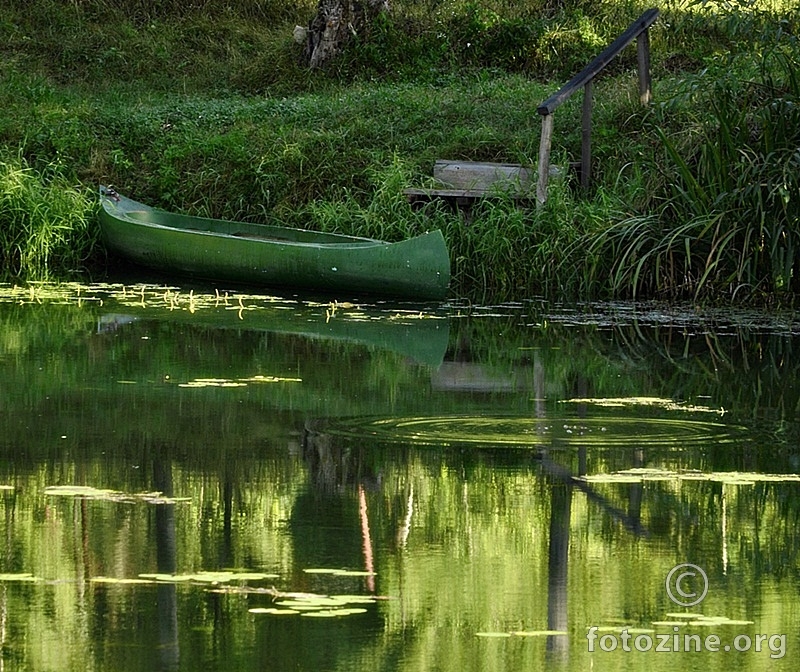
249 608 300 615
263 591 377 617
45 485 119 499
137 571 276 584
594 625 635 632
90 576 153 585
511 630 568 637
476 632 512 638
44 485 191 505
186 571 277 583
581 470 800 485
330 595 376 604
302 568 340 574
687 616 754 626
301 608 367 617
275 598 349 608
0 573 41 582
302 567 376 577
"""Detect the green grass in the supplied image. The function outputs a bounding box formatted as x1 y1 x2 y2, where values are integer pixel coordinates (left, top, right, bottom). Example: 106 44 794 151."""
0 0 798 302
0 153 98 278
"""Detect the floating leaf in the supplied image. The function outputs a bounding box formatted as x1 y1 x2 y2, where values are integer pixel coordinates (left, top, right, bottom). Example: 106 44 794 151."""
0 573 40 582
594 625 635 632
45 485 119 498
511 630 568 637
44 485 191 505
581 470 800 485
275 598 348 608
264 591 377 617
137 571 275 584
560 397 725 415
476 632 512 638
302 568 340 574
330 595 376 604
239 375 302 384
686 616 754 626
91 576 153 585
249 608 299 615
302 567 376 577
301 608 367 618
187 571 277 583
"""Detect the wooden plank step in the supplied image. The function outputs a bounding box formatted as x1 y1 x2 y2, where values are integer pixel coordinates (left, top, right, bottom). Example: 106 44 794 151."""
404 160 562 209
432 160 533 193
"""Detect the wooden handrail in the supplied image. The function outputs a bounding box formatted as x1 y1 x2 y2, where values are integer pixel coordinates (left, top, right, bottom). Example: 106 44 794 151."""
536 8 659 203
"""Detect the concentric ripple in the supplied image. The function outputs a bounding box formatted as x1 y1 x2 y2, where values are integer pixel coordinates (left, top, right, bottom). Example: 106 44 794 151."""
323 415 747 448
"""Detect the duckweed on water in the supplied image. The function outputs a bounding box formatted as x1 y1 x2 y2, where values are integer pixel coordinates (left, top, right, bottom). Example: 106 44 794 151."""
44 485 192 504
90 577 153 585
580 469 800 485
302 567 376 577
250 592 379 618
138 571 279 583
594 614 756 632
559 397 726 415
178 375 302 388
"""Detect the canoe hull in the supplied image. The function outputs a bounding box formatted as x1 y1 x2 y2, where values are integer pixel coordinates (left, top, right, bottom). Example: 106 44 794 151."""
98 189 450 301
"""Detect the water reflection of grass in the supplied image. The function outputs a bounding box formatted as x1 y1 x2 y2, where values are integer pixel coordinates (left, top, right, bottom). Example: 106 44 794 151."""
0 435 799 670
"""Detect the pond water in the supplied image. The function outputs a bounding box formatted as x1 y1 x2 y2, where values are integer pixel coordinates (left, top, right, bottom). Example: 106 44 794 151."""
1 281 799 671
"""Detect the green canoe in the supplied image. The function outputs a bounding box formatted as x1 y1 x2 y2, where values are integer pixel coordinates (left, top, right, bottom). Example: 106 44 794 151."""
98 187 450 300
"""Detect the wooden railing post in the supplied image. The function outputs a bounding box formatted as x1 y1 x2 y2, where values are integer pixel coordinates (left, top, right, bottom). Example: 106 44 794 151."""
581 79 593 191
535 8 658 204
637 28 652 105
536 113 554 205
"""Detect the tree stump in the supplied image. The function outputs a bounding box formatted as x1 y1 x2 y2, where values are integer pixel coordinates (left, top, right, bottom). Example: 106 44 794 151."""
303 0 390 69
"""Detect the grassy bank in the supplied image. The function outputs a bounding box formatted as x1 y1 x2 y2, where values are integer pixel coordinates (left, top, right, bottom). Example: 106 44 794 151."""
1 0 798 301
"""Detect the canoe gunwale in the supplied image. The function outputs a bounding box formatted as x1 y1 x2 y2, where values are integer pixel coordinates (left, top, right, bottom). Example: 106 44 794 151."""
115 216 389 250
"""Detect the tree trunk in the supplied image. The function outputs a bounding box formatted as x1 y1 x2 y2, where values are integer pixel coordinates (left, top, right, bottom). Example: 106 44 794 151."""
303 0 390 69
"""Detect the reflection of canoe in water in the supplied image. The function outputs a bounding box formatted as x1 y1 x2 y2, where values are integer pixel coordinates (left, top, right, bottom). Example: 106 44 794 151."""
98 187 450 301
97 298 450 368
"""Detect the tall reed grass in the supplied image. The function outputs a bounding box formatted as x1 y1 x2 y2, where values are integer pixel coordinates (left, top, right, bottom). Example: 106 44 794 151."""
0 154 98 279
578 5 800 301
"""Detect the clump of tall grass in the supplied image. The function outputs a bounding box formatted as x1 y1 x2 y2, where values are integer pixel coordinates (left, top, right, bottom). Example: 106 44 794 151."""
0 154 98 280
303 155 594 299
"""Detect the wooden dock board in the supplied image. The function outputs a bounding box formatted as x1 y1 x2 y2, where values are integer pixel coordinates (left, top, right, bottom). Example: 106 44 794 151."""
404 160 558 209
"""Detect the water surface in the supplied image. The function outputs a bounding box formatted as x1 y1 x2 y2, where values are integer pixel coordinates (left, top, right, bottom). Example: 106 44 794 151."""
0 283 798 671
